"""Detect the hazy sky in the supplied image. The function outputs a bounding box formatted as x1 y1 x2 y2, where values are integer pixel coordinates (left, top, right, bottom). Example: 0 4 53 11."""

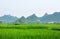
0 0 60 17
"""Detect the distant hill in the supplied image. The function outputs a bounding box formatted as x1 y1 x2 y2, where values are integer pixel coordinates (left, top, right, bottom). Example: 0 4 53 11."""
0 12 60 24
26 14 40 24
40 12 60 23
0 15 18 23
16 14 40 24
16 12 60 24
16 16 27 24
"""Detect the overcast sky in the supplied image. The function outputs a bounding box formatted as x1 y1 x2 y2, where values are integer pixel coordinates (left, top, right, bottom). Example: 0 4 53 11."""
0 0 60 17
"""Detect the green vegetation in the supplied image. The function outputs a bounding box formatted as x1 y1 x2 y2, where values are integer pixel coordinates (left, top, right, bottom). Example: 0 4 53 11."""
0 24 60 39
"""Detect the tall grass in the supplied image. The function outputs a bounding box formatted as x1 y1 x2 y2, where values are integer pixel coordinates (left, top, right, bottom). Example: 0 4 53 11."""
0 24 60 39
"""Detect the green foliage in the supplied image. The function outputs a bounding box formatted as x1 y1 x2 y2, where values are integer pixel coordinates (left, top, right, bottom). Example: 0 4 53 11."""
0 24 60 39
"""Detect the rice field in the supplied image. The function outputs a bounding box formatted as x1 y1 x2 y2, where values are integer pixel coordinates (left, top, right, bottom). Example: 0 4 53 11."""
0 24 60 39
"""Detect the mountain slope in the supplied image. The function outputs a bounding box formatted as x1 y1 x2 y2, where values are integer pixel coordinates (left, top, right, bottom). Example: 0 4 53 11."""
26 14 40 24
16 14 40 24
40 12 60 23
0 12 60 24
0 15 18 23
16 16 27 24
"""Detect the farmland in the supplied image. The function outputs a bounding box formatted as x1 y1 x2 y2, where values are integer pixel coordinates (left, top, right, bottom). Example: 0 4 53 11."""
0 24 60 39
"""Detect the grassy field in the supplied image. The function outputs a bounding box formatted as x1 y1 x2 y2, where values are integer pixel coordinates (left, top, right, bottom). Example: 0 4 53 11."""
0 24 60 39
